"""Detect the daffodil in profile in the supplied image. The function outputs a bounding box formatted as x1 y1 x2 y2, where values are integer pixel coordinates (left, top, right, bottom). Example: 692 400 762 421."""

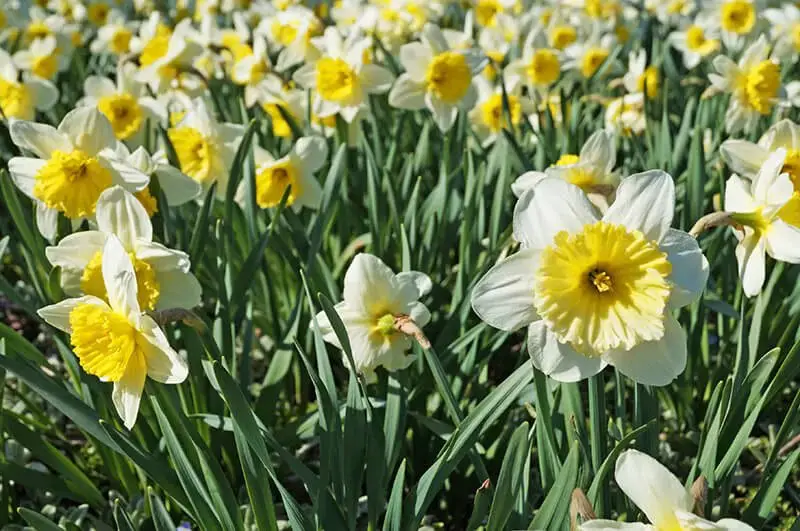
720 119 800 184
167 98 245 198
231 36 280 108
0 47 58 120
315 253 432 382
605 92 646 137
709 35 784 134
7 107 149 239
45 185 202 312
579 449 754 531
38 235 188 429
293 27 394 123
472 172 708 384
389 23 486 132
623 49 659 99
724 149 800 297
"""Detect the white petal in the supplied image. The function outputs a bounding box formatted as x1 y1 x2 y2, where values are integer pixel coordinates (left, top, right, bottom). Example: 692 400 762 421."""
154 270 202 310
724 175 757 212
661 229 709 308
614 449 691 528
294 136 328 173
342 253 396 315
138 315 188 384
395 271 433 298
399 42 432 83
605 314 687 386
102 235 141 319
155 165 202 206
360 64 394 94
714 519 755 531
36 203 59 242
527 322 607 382
24 77 59 111
45 231 107 269
719 140 768 178
511 171 546 198
736 232 766 297
388 74 426 110
112 355 146 430
105 157 150 190
58 107 115 154
38 296 107 333
675 511 732 531
426 93 458 132
513 177 597 250
292 63 316 88
96 185 153 248
421 24 449 55
7 157 45 198
10 121 71 158
407 301 431 328
83 76 116 99
603 170 674 243
134 241 191 272
471 248 540 331
752 149 788 204
765 219 800 263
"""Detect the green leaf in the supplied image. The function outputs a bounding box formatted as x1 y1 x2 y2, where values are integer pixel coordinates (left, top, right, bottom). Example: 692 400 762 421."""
18 507 63 531
486 421 531 531
528 442 581 530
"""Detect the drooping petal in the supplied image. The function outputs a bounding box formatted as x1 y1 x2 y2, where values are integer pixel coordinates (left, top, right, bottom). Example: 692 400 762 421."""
660 229 709 308
395 271 433 299
735 231 766 297
96 185 153 248
765 219 800 263
112 353 147 429
38 296 108 333
510 171 546 198
720 140 768 178
294 136 328 174
426 92 458 132
134 241 191 272
614 449 692 528
8 157 45 198
360 64 394 94
155 165 202 206
36 203 59 242
471 249 541 331
102 235 142 320
9 121 71 158
46 231 107 269
154 270 202 310
604 313 687 386
527 322 607 382
513 177 597 250
603 170 674 243
138 315 189 384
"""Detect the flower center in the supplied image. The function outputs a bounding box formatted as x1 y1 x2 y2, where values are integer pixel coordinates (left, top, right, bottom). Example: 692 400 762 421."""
33 150 112 218
581 48 609 78
426 51 472 104
374 313 396 336
168 127 215 184
533 221 672 357
110 27 133 54
81 251 161 311
255 161 301 208
480 93 522 133
555 154 580 166
0 77 33 120
475 0 501 27
98 93 144 140
527 49 560 86
32 53 57 79
740 60 780 115
316 57 358 103
685 25 718 54
550 26 577 50
26 22 51 43
555 154 596 188
139 33 172 67
637 66 660 99
68 303 145 382
87 2 110 25
721 0 755 34
585 0 619 19
271 21 298 46
667 0 687 14
135 187 159 217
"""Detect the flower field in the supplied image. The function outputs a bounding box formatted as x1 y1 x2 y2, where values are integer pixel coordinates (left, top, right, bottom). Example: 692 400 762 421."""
0 0 799 529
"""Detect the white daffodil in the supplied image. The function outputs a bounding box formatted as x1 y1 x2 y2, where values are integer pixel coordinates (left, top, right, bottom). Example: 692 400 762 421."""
605 92 646 136
475 14 519 83
12 36 68 81
21 7 77 54
80 63 167 145
564 28 617 79
468 76 534 146
580 450 754 531
293 27 394 124
90 10 137 56
720 119 800 183
389 23 486 132
8 107 149 240
257 76 308 138
241 137 327 211
668 15 721 69
231 35 280 107
512 130 618 209
724 149 800 297
471 0 516 28
0 48 58 120
39 235 188 429
651 0 696 24
709 35 783 134
763 4 800 60
472 172 708 385
167 98 245 198
256 5 322 72
712 0 758 49
505 28 562 96
623 49 659 99
46 185 202 312
315 253 432 382
136 19 204 95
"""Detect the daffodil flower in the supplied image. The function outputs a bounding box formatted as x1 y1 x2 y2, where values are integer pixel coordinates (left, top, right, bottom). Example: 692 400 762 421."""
315 254 432 382
39 235 188 429
389 23 487 132
136 19 204 95
12 36 68 81
256 76 308 138
709 36 784 134
605 92 646 137
0 47 57 120
90 10 136 56
720 119 800 184
293 27 394 124
256 5 322 72
505 28 562 96
231 36 280 107
472 172 708 384
80 63 167 144
623 49 659 99
238 136 327 211
468 76 535 146
8 107 150 240
45 185 202 312
763 4 800 61
167 97 245 198
579 450 754 531
668 15 720 69
724 149 800 297
563 27 617 80
715 0 757 49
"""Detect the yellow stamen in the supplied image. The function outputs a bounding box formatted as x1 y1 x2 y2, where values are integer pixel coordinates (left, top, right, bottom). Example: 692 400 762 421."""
34 150 112 218
98 93 144 140
255 161 301 208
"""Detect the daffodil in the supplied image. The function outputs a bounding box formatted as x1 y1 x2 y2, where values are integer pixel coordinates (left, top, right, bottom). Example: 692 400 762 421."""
257 76 308 138
12 36 68 81
713 0 758 48
81 63 167 144
505 28 562 96
39 235 188 429
623 49 659 99
471 0 516 28
167 98 245 198
605 92 646 136
389 23 486 132
468 77 534 146
564 27 617 79
90 10 137 56
293 27 394 124
231 36 280 107
8 107 149 239
475 14 520 82
709 35 783 134
240 137 327 211
136 19 204 95
724 149 800 297
46 185 202 312
668 15 721 69
762 4 800 60
0 48 58 120
579 450 754 531
720 119 800 183
512 130 619 209
472 172 708 384
315 253 432 382
256 5 322 71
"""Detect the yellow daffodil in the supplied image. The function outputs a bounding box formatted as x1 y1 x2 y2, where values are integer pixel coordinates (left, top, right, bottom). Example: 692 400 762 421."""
0 48 58 120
